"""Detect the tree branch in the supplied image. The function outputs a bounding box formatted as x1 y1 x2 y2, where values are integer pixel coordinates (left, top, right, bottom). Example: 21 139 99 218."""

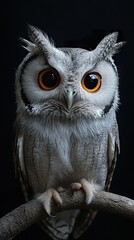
0 190 134 240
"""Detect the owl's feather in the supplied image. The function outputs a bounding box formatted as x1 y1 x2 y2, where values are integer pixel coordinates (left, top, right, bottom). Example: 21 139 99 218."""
94 32 125 61
19 38 36 52
13 26 124 240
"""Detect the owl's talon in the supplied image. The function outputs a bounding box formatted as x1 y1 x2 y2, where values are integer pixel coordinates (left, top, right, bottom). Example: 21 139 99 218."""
37 189 62 216
79 179 101 204
70 180 100 204
53 189 62 205
79 179 94 204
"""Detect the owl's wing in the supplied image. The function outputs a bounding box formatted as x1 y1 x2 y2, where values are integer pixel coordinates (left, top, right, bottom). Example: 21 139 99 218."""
73 120 120 239
13 124 31 201
105 120 120 191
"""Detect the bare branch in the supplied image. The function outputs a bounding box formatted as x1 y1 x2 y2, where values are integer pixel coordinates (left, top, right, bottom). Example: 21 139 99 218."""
0 190 134 240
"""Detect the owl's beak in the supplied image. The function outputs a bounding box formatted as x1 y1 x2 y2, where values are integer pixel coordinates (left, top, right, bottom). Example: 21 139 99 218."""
65 85 75 110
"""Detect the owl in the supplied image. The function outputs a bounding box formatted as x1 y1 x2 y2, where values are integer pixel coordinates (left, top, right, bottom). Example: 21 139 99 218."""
13 25 125 240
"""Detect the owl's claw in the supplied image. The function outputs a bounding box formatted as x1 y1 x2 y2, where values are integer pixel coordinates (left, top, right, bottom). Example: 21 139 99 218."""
71 179 101 204
79 179 96 204
37 189 62 216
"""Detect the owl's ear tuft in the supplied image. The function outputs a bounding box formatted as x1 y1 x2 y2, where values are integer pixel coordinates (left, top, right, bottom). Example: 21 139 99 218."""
94 32 126 60
110 41 126 55
26 24 65 58
19 38 36 52
27 24 55 53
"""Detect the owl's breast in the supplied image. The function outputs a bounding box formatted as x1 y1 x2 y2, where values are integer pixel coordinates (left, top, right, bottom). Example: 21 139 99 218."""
21 119 108 196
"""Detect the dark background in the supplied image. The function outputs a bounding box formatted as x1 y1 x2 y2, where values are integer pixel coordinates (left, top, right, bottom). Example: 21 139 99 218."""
1 1 134 239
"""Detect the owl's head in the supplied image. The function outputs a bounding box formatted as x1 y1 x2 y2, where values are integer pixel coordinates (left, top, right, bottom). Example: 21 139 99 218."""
15 25 125 123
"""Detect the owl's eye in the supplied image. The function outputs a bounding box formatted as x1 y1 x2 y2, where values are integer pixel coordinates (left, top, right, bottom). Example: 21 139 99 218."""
38 68 60 91
81 72 101 92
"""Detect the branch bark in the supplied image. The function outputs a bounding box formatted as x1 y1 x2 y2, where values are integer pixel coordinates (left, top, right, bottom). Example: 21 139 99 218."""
0 190 134 240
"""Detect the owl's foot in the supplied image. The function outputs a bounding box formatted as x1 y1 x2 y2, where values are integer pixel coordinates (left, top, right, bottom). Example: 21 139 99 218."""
37 189 62 216
71 179 101 204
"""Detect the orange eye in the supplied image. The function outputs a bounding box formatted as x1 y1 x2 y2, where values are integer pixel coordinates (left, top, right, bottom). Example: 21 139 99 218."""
81 72 101 93
38 68 60 91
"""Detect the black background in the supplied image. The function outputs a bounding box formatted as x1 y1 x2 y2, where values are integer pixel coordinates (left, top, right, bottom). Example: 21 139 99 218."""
1 1 134 239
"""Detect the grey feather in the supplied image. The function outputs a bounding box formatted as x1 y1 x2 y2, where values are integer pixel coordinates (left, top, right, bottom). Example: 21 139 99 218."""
19 37 36 52
13 26 124 240
27 24 64 58
94 32 125 61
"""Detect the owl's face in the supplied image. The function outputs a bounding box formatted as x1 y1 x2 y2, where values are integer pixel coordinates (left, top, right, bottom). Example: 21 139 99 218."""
16 26 124 122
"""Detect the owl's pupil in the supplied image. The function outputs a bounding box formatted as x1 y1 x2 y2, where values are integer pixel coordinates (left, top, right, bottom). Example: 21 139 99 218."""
42 72 57 88
84 74 98 89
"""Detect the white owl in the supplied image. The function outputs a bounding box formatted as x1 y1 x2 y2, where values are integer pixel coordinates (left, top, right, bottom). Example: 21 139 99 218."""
13 25 125 240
